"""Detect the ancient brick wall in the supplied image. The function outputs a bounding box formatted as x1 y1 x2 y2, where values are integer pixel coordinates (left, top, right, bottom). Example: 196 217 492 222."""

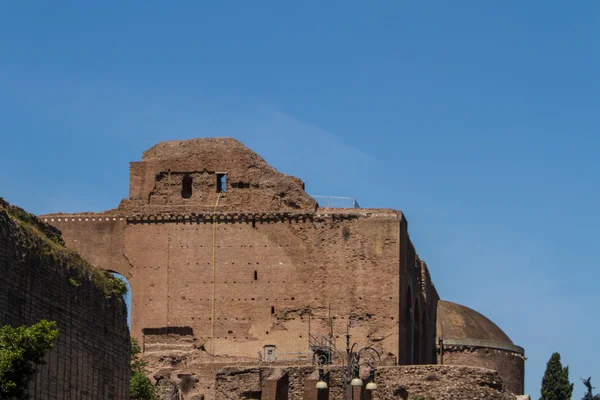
45 209 439 400
440 347 525 395
44 216 131 278
0 203 130 400
46 212 406 360
215 365 518 400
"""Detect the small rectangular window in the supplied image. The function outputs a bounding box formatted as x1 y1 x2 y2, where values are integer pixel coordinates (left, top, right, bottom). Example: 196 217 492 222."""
182 175 193 198
216 173 227 193
271 306 275 314
254 271 258 280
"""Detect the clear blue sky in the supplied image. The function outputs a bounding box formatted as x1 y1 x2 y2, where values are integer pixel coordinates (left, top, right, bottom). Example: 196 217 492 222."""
1 2 598 397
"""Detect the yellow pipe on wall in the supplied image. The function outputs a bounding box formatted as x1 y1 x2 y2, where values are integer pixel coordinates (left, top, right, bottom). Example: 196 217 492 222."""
211 192 222 358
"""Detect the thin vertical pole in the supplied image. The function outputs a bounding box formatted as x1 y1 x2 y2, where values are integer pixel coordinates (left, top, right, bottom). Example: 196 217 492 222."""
346 320 351 400
308 309 311 352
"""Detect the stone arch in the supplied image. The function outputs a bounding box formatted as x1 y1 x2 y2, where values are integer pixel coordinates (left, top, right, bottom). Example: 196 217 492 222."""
108 270 132 328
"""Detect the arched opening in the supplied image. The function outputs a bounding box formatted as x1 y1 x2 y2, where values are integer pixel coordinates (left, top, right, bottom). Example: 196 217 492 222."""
109 272 132 328
405 286 413 364
182 174 193 199
413 299 421 365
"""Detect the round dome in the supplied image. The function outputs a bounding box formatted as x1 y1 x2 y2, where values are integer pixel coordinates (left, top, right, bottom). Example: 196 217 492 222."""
436 300 512 344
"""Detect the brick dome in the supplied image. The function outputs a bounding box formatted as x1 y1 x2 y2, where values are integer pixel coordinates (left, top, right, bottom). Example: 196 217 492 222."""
436 300 512 344
436 300 525 395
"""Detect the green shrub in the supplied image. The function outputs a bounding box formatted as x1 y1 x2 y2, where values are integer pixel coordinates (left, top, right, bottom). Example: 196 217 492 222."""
131 372 157 400
12 208 35 225
0 320 59 399
130 338 157 400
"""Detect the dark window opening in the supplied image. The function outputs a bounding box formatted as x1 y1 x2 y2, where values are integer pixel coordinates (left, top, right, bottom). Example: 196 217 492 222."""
182 175 193 199
254 271 258 280
216 173 227 193
271 306 275 314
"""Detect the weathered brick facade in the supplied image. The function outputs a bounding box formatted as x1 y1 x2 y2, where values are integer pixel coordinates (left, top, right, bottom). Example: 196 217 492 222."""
0 200 130 399
39 138 524 398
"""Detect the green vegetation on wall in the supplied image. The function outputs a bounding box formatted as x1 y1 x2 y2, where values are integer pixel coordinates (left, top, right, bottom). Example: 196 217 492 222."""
0 320 59 400
0 198 127 298
130 338 157 400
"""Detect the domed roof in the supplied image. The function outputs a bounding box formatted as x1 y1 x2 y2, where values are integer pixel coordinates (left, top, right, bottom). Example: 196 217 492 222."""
436 300 513 344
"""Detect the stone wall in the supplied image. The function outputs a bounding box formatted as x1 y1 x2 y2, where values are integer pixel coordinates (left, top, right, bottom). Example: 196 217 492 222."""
46 210 440 400
0 200 130 399
46 212 409 359
44 211 439 362
439 346 525 395
215 364 518 400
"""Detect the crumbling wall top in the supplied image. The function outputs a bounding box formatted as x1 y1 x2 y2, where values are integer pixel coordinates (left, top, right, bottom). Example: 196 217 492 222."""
124 137 318 213
142 138 269 166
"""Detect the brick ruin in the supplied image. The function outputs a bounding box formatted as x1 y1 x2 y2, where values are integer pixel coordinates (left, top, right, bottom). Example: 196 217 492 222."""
215 365 518 400
0 199 130 399
39 137 526 399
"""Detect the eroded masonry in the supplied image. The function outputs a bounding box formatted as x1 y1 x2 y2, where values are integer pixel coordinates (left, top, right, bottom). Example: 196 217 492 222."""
42 138 525 399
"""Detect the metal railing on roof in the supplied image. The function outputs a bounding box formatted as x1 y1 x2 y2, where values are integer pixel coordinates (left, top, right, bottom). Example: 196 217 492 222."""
311 195 360 208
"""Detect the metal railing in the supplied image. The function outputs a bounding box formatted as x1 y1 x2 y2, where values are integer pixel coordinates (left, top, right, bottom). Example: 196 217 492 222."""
311 195 360 208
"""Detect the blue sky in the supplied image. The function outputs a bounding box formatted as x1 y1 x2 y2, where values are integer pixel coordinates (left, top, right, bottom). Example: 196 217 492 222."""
1 2 599 397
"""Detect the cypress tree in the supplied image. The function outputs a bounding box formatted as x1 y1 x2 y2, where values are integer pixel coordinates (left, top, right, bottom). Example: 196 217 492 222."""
540 352 574 400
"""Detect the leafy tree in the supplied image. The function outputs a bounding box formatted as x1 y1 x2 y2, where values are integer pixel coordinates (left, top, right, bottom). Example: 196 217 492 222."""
540 352 574 400
0 320 59 399
581 377 600 400
130 337 157 400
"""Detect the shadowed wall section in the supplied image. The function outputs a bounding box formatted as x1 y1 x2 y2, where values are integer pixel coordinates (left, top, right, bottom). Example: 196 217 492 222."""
0 202 130 400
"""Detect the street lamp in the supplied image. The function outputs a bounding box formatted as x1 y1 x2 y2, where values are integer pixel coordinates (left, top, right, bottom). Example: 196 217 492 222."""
314 323 381 399
365 369 377 391
315 368 328 390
